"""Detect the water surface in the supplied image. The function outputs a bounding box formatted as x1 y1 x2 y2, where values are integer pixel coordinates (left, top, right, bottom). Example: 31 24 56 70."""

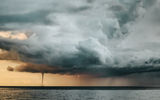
0 88 160 100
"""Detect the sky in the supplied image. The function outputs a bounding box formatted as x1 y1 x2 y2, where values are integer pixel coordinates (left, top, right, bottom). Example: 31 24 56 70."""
0 0 160 86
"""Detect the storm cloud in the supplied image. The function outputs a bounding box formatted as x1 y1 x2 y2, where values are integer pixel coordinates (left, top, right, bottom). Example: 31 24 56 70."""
1 0 160 77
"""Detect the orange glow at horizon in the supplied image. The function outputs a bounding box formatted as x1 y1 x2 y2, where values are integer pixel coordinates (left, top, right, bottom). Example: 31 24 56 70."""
0 60 133 86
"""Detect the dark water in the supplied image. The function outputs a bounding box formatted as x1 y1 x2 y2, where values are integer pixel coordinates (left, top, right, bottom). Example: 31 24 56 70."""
0 88 160 100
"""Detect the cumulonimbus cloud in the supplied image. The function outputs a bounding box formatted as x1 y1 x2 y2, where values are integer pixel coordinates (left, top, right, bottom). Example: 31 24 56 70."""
1 0 160 77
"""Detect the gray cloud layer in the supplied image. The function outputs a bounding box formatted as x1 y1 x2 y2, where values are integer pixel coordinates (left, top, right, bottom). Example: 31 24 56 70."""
1 0 160 76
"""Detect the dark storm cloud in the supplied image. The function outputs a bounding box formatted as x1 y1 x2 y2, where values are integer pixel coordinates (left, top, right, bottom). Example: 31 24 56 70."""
1 0 160 77
0 27 14 31
0 0 92 31
0 5 91 26
0 10 52 25
2 37 160 77
13 61 160 77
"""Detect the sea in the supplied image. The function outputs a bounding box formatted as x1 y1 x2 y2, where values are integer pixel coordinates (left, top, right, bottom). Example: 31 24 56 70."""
0 88 160 100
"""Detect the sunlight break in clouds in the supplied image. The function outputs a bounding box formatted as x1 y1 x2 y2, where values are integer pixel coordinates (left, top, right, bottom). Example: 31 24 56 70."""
0 31 27 40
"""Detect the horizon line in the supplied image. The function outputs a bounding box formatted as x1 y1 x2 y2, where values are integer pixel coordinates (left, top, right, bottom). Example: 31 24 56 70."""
1 86 160 90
